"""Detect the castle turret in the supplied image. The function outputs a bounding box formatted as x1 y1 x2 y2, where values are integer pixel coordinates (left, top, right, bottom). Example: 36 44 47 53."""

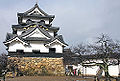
4 3 68 57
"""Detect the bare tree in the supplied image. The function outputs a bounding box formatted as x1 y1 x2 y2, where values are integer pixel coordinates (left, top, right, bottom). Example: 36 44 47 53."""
71 34 120 81
93 34 120 78
0 53 8 81
71 43 89 63
0 53 8 75
71 43 87 55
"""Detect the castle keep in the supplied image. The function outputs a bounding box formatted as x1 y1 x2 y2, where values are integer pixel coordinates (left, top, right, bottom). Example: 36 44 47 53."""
4 3 68 76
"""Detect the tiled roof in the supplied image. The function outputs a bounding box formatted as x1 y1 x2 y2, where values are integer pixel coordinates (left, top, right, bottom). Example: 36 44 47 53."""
81 53 120 60
4 32 67 47
23 37 50 42
19 26 53 38
12 24 59 32
46 35 68 46
17 3 54 18
4 35 29 45
5 33 16 41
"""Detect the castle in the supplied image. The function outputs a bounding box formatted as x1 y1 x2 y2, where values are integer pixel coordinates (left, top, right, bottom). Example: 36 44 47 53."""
3 3 68 76
4 3 67 57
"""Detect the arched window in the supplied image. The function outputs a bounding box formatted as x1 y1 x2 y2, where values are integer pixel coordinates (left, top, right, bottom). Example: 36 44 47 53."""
26 19 32 24
40 20 45 25
33 11 39 14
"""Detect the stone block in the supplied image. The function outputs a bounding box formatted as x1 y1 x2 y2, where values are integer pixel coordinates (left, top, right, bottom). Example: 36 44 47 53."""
7 57 65 76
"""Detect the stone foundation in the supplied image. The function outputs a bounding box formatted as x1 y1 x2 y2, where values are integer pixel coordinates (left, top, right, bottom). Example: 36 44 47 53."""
7 57 65 76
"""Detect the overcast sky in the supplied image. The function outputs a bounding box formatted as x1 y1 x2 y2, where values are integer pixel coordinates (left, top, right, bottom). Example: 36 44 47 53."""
0 0 120 54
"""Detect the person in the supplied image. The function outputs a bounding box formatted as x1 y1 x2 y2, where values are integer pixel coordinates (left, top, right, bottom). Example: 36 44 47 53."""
2 69 8 81
65 67 69 76
2 75 5 81
73 69 76 76
11 66 15 78
78 69 81 76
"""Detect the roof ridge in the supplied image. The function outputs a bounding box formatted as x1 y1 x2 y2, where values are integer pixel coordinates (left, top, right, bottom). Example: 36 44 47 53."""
22 3 49 16
49 35 68 46
20 26 53 38
4 35 29 46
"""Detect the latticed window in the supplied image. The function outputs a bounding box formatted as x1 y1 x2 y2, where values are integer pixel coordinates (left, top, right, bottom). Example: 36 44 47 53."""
17 50 24 54
49 48 56 53
32 50 40 54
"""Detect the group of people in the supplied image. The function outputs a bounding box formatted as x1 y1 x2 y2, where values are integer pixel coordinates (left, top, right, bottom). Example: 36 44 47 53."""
65 67 81 76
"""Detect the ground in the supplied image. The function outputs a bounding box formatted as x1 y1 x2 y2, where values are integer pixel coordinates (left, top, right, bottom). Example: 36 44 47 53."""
5 76 118 81
6 76 94 81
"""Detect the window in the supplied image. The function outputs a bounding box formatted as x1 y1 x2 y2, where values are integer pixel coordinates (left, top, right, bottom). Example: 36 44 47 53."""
13 30 17 34
32 50 40 54
16 50 24 54
49 48 56 53
26 19 32 24
40 20 45 25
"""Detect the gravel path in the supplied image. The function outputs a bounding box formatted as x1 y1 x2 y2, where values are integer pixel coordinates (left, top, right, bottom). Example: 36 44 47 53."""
6 76 94 81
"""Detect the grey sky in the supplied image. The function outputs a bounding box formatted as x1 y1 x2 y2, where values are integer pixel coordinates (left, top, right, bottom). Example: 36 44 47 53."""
0 0 120 53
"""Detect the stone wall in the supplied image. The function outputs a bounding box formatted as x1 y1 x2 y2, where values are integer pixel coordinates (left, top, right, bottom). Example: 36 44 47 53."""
7 57 65 76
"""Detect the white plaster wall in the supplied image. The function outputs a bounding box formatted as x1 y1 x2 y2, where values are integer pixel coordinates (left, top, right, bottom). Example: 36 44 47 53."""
22 18 49 24
17 30 23 35
29 41 49 53
28 8 45 16
50 43 63 53
44 19 49 24
8 28 63 53
8 40 63 53
29 28 47 38
8 41 25 52
82 59 119 76
48 31 54 37
84 66 99 75
23 28 49 39
22 18 27 23
30 19 40 22
109 65 119 76
8 41 49 53
81 65 119 76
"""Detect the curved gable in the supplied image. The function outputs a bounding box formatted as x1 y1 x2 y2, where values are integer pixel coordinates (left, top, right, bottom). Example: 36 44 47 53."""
24 3 49 16
45 39 67 47
21 26 52 39
27 28 49 38
4 36 29 46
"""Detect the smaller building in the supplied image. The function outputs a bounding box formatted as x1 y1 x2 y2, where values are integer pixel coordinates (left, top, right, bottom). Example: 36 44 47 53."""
66 53 120 76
